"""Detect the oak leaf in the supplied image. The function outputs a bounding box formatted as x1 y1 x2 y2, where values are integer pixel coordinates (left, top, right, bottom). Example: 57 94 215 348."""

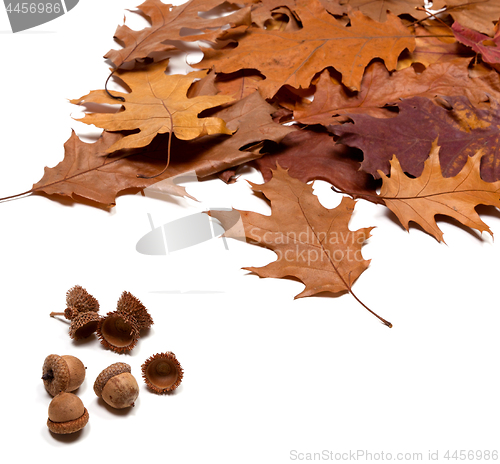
30 91 294 207
452 21 500 68
210 165 390 326
71 61 234 153
104 0 252 69
338 0 429 22
397 24 474 70
435 0 500 35
30 131 194 207
251 130 381 202
294 59 500 126
379 140 500 242
331 95 500 182
195 0 415 98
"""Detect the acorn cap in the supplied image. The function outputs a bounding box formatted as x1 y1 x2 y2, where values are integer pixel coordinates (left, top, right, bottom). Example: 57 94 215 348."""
96 311 140 353
94 362 131 398
47 393 89 434
142 352 183 393
69 311 101 340
42 354 86 396
116 291 154 330
47 408 89 434
42 355 70 396
66 285 99 314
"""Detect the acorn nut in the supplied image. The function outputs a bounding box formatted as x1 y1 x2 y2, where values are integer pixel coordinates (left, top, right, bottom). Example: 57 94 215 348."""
94 362 139 409
42 354 86 396
142 352 183 393
47 392 89 434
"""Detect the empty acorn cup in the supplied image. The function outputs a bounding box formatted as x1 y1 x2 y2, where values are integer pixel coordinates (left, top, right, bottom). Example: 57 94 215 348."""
50 285 101 340
96 291 153 353
141 352 183 393
96 311 140 353
42 354 86 396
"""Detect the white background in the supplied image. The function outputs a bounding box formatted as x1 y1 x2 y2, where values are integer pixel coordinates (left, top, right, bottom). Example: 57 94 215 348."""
0 1 499 463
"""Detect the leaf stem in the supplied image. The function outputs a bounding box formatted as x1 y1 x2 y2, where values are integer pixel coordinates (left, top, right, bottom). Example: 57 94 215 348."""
104 70 125 102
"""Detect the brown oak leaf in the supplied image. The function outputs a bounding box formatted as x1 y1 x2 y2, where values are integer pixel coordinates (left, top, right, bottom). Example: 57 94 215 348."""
435 0 500 36
195 0 415 98
251 130 381 202
30 91 295 207
331 95 500 182
209 165 390 326
71 61 234 153
294 59 500 126
30 131 194 207
105 0 252 69
379 140 500 242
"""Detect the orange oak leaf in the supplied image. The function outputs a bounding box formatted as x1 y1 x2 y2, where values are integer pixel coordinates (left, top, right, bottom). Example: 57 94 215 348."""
209 165 391 327
378 140 500 242
195 0 415 98
26 92 294 207
104 0 253 69
294 59 500 125
397 24 474 70
71 61 234 153
339 0 430 22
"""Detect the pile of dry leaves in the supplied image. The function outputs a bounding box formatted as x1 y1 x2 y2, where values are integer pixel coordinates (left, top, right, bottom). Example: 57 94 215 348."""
6 0 500 326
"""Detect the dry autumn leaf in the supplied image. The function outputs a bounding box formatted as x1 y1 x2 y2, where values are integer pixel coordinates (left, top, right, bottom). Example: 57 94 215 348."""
251 130 381 202
452 21 500 68
397 23 473 70
29 131 194 207
209 165 391 327
294 59 500 125
71 60 234 153
436 0 500 36
331 95 500 182
195 0 415 98
339 0 429 22
378 140 500 242
104 0 253 69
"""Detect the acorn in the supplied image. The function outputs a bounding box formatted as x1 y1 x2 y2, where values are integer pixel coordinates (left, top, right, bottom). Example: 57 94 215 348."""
116 291 154 330
94 362 139 409
141 352 183 393
50 285 101 339
42 354 86 396
96 311 140 353
47 392 89 434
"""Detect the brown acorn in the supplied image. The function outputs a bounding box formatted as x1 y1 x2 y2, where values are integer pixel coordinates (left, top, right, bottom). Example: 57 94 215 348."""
116 291 154 330
50 285 101 339
47 392 89 434
42 354 86 396
96 311 140 353
142 352 183 393
94 363 139 409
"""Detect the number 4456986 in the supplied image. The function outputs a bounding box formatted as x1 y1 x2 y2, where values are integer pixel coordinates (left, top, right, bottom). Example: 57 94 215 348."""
5 3 61 14
444 450 498 460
